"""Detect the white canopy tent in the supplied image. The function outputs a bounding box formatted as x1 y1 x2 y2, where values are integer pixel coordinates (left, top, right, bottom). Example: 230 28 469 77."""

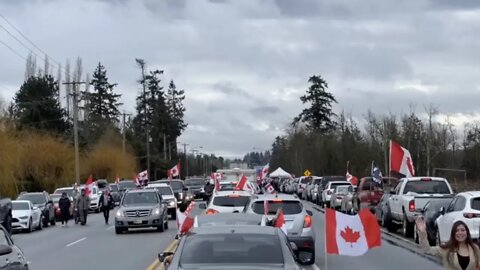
269 167 292 178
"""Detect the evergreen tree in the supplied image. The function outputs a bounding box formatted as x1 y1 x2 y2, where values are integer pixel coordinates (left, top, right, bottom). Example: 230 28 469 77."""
166 80 187 138
13 75 68 134
293 75 337 133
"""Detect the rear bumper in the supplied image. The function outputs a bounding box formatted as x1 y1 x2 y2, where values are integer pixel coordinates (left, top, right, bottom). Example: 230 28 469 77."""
288 236 315 253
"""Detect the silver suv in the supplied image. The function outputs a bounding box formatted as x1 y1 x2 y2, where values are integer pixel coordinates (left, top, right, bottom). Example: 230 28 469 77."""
243 193 315 265
114 189 168 234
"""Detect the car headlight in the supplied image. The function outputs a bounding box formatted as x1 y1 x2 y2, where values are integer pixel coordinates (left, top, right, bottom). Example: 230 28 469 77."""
19 216 29 220
116 210 124 217
168 200 175 207
200 187 205 192
153 208 161 215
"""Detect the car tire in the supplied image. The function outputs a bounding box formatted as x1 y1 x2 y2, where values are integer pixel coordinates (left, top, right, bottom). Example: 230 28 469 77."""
115 227 124 234
50 216 56 226
164 217 169 230
384 209 396 233
3 214 12 235
43 212 49 228
37 217 43 231
157 224 164 232
402 213 414 238
27 218 33 233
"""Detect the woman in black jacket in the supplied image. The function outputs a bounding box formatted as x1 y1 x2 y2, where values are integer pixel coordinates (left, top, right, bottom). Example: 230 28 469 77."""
58 192 71 227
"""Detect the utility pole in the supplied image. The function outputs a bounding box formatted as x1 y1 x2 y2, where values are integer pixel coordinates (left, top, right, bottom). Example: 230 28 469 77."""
178 143 188 178
163 133 167 160
63 81 86 184
136 59 150 175
121 111 132 154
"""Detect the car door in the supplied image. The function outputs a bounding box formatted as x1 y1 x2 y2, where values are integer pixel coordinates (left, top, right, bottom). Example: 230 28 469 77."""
437 196 465 242
388 180 404 219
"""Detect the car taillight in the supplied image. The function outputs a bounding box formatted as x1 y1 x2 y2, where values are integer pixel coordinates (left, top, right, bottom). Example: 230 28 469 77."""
304 215 312 228
463 213 480 219
206 209 219 215
408 200 415 212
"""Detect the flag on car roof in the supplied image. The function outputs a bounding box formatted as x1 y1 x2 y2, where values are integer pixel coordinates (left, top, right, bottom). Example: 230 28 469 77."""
371 161 383 186
325 208 381 256
265 183 275 194
176 201 196 236
390 140 415 177
346 161 359 186
235 175 249 191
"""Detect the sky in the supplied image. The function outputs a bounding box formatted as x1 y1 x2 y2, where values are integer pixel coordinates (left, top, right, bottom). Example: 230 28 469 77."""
0 0 480 158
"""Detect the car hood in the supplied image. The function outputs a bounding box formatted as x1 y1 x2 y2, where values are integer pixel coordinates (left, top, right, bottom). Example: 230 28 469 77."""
162 195 176 200
12 210 31 217
177 264 296 270
34 203 45 209
119 204 157 211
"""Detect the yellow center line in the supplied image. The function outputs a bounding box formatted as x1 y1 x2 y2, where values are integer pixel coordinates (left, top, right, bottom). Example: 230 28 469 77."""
146 239 179 270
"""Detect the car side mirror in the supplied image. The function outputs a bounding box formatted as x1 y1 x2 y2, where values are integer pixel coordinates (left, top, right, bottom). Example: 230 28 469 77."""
0 245 13 256
389 189 395 195
47 200 53 204
306 210 313 216
33 206 38 210
199 204 207 209
158 251 174 262
440 207 446 215
290 242 298 251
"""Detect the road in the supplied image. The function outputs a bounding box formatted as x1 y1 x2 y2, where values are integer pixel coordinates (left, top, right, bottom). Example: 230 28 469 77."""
10 200 443 270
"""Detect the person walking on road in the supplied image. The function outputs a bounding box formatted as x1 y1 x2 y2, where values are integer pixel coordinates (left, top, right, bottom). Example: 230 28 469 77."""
416 217 480 270
58 192 71 227
99 189 114 224
76 189 90 226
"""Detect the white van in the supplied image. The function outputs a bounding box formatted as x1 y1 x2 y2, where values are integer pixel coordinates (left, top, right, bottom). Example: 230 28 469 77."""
146 183 178 219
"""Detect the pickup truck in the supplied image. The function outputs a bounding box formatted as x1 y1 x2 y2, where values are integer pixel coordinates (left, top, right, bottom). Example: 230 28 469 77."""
385 177 453 238
0 195 12 234
352 177 399 213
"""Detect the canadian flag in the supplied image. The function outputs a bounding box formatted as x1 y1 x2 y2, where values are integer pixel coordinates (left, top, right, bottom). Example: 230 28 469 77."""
325 208 381 256
274 208 288 234
235 175 249 191
133 174 140 186
264 183 275 194
138 170 148 181
85 175 94 196
168 163 181 179
390 140 415 177
261 164 269 180
214 177 221 192
264 200 270 216
176 201 195 236
346 172 359 186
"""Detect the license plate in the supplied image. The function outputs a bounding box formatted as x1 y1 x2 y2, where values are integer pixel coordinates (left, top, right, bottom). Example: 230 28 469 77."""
134 219 142 224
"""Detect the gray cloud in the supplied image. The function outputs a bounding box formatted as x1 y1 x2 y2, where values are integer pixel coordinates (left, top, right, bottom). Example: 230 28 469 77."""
1 0 480 157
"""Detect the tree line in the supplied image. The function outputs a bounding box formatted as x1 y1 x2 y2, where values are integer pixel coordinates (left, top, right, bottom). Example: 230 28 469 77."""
258 75 480 182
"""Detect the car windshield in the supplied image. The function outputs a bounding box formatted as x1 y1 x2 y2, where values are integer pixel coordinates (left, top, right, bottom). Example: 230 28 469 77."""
119 181 137 190
122 192 158 205
185 179 204 186
97 180 108 189
403 180 451 194
180 233 283 265
300 177 312 184
54 188 74 197
110 185 119 192
12 202 30 210
18 194 46 205
252 200 303 215
154 186 173 195
213 196 250 207
330 183 351 189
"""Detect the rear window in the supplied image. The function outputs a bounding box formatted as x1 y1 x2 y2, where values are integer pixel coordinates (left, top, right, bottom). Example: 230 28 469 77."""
119 181 137 190
180 234 283 265
213 196 250 207
220 183 236 191
54 188 74 197
330 183 351 189
160 181 183 190
335 186 350 194
97 180 108 189
252 200 302 215
403 180 451 194
471 198 480 211
185 179 205 186
300 178 312 184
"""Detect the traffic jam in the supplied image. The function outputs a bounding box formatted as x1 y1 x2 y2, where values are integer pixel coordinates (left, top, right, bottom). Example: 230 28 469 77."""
0 141 473 270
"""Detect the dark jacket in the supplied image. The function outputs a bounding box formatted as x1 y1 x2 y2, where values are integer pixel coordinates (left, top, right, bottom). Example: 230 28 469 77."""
99 193 114 211
59 197 71 213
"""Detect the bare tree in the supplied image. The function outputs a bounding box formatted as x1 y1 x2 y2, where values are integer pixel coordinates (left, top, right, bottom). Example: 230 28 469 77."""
425 104 439 176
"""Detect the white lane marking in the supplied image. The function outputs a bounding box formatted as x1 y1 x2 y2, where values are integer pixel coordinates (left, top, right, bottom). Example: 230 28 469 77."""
66 237 86 247
106 226 114 230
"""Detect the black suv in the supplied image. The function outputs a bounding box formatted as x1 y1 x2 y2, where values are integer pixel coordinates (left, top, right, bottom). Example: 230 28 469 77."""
17 192 55 227
184 178 206 199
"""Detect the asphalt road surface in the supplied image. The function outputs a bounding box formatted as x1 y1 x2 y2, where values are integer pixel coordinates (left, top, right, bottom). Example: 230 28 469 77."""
10 200 443 270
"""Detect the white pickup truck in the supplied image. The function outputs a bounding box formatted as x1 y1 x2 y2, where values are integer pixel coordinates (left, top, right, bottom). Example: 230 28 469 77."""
385 177 454 238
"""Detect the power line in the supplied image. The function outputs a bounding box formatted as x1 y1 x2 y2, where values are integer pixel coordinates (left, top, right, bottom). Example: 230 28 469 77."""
0 38 27 61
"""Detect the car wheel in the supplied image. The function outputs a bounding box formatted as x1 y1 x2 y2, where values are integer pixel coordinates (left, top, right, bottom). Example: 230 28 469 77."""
43 212 49 228
157 224 164 232
50 216 56 226
27 218 33 233
164 216 169 230
402 213 414 238
37 217 43 230
115 227 124 234
3 214 12 235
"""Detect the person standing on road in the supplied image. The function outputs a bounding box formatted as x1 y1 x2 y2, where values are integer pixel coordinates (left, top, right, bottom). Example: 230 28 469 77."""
99 189 114 224
76 189 90 226
416 217 480 270
59 192 71 227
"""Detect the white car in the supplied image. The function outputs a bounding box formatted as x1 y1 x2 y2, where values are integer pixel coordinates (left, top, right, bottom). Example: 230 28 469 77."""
201 190 252 214
435 191 480 244
12 200 43 233
146 183 178 219
321 181 352 207
79 184 101 213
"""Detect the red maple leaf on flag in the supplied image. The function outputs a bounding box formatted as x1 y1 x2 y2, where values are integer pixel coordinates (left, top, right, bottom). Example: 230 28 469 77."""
340 226 361 247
